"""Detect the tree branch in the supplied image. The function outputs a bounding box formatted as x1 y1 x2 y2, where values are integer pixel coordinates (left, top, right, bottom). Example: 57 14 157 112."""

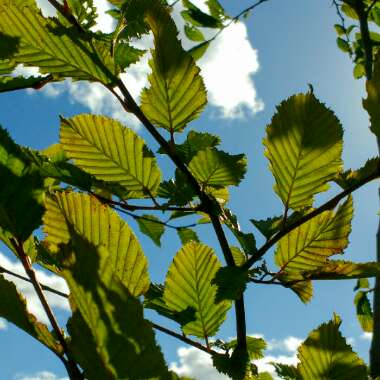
9 238 84 380
244 166 380 270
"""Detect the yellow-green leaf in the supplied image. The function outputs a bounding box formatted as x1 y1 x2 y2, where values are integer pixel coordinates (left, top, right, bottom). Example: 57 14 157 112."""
0 274 62 355
140 0 207 133
0 0 116 83
163 242 231 338
264 93 343 210
297 316 368 379
355 291 373 333
275 197 353 273
43 191 150 296
60 114 162 198
189 148 247 187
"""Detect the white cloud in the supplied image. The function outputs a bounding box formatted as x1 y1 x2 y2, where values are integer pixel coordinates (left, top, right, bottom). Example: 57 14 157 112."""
30 0 262 123
0 252 69 325
170 335 301 380
0 317 7 330
15 371 68 380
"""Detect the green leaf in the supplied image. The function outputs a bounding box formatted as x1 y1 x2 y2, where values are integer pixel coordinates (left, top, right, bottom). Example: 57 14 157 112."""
279 272 313 303
0 127 44 240
230 246 247 267
271 363 299 380
301 260 380 280
334 24 346 36
163 242 231 338
0 274 62 355
137 214 165 246
363 52 380 137
226 336 267 360
337 37 351 53
275 197 353 273
0 1 117 83
206 0 228 21
189 148 247 187
144 283 196 327
66 0 97 30
140 0 207 133
335 157 379 189
354 291 373 332
251 216 282 240
0 74 49 93
61 233 170 380
187 40 210 60
114 43 146 71
43 191 150 296
264 92 343 211
181 0 222 28
297 316 368 379
184 24 205 42
60 114 162 198
212 266 249 302
212 348 253 380
158 131 220 164
354 278 370 290
177 227 199 244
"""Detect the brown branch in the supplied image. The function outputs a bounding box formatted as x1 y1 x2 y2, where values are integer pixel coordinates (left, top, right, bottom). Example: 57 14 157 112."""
9 238 84 380
244 166 380 270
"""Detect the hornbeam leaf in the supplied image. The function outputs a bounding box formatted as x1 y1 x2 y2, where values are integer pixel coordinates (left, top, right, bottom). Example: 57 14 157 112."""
279 272 313 303
301 260 380 280
177 227 199 244
226 336 267 360
264 92 343 211
297 316 368 379
140 0 207 133
60 114 162 198
0 127 44 240
0 75 50 93
144 283 196 327
0 275 62 355
181 0 222 28
275 197 353 273
335 157 380 190
251 216 283 240
354 291 373 332
363 52 380 137
271 363 299 380
163 242 231 338
0 1 116 83
137 214 165 246
189 148 247 187
61 234 170 380
43 191 150 296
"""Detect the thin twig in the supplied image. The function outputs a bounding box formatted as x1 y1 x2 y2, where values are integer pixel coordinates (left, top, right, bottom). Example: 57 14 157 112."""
152 323 217 355
111 205 198 230
244 166 380 270
332 0 353 57
9 238 84 380
0 265 68 298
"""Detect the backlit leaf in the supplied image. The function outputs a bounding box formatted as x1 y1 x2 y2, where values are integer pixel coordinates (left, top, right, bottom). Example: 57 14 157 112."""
43 191 150 296
189 148 247 188
163 242 231 338
140 0 207 133
264 92 343 210
137 214 165 246
297 316 367 379
354 291 373 332
60 114 162 199
0 274 62 355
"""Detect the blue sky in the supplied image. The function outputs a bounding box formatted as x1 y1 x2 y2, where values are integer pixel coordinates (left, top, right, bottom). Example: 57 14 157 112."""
0 0 379 379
